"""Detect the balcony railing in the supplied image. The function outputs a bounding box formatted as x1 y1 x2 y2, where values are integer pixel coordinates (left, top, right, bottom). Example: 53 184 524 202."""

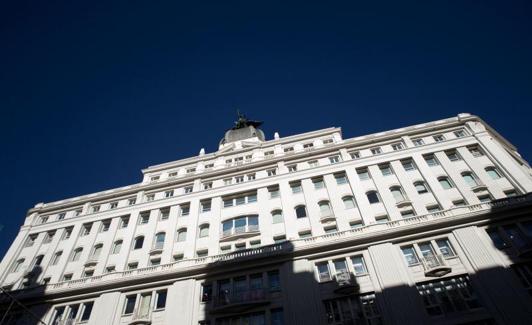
333 271 360 294
211 288 270 314
320 213 335 222
130 309 152 325
220 225 260 241
421 254 451 277
9 194 531 298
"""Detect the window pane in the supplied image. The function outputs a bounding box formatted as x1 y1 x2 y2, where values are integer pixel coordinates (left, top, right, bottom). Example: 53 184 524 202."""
401 246 419 265
436 239 455 257
351 256 367 275
156 290 167 309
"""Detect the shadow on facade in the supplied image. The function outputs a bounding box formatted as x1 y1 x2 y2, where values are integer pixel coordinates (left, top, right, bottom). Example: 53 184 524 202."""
2 196 532 325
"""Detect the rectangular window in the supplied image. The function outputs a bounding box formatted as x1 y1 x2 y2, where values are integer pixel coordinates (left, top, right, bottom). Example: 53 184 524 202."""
312 177 325 189
168 171 178 177
268 270 281 291
401 159 416 171
424 154 439 167
100 220 111 232
203 182 213 190
81 223 92 236
329 155 340 164
128 198 136 206
290 181 302 194
91 205 100 213
334 172 348 185
80 302 94 321
268 185 280 198
58 212 66 220
468 145 484 157
370 147 382 155
247 173 256 181
267 169 277 176
123 295 136 315
446 150 461 161
412 138 424 146
224 178 232 186
184 186 193 193
284 146 294 153
317 262 331 282
235 176 244 183
351 256 368 275
145 194 155 202
164 190 174 198
43 231 55 244
120 216 130 228
324 294 382 324
357 168 370 180
159 208 170 220
379 164 393 176
155 290 167 309
454 130 466 138
288 165 297 173
201 200 211 212
433 134 445 142
138 212 150 224
180 204 190 216
391 142 404 151
416 276 480 316
110 202 118 209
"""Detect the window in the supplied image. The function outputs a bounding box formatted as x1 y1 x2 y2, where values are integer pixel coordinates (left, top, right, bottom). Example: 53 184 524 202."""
168 171 178 177
328 155 340 164
164 190 174 198
235 176 244 183
150 175 160 181
350 221 363 229
323 138 334 145
201 199 211 212
221 215 259 237
267 169 277 176
81 223 92 236
197 250 208 257
454 130 466 138
308 160 319 167
400 159 416 172
427 205 441 213
154 233 165 249
290 181 302 193
120 215 130 228
205 163 214 169
199 224 210 238
128 198 136 206
433 134 445 142
159 208 170 220
75 209 82 216
176 228 187 242
91 244 103 260
303 143 314 150
224 178 232 186
133 236 144 250
468 145 484 157
155 290 167 309
415 181 429 194
401 210 415 218
375 215 389 223
62 227 73 240
485 167 502 179
63 274 73 281
287 165 297 173
71 248 83 262
512 262 532 296
112 240 122 254
11 259 24 273
312 177 325 189
58 212 66 220
180 204 190 216
272 210 284 224
370 147 382 155
91 205 100 213
401 238 456 267
366 191 380 204
413 138 425 146
505 190 518 197
203 182 213 190
351 256 368 275
145 194 155 202
379 164 393 176
299 230 312 238
80 302 94 322
462 172 479 187
334 172 348 185
324 226 338 233
349 151 360 159
324 294 382 324
264 150 274 157
435 238 456 257
184 186 193 193
201 283 213 302
446 150 461 161
284 146 294 153
392 142 404 151
273 235 286 243
390 186 406 203
318 201 333 218
51 251 62 265
123 295 136 314
24 234 37 247
416 276 480 316
110 201 118 209
453 200 466 206
138 212 150 224
478 194 491 203
186 167 196 174
43 231 55 243
424 154 439 167
316 262 331 282
247 173 256 181
100 219 111 232
295 205 307 218
357 168 370 180
222 192 257 207
438 177 453 189
250 240 261 248
401 246 419 266
342 196 356 209
268 185 280 198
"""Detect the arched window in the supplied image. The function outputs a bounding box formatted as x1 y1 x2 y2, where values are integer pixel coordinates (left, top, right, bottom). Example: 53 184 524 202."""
154 232 166 249
462 172 478 187
271 210 284 224
31 255 44 268
318 201 332 217
111 240 122 254
438 177 453 190
51 251 62 265
91 244 103 259
71 247 83 261
11 259 24 273
366 191 380 204
199 224 210 238
485 167 502 180
414 181 429 194
295 205 307 218
342 196 356 209
390 186 406 203
176 228 187 242
133 236 144 250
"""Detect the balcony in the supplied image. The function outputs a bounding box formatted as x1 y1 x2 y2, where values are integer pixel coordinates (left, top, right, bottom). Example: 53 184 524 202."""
220 225 260 242
129 309 152 325
320 213 336 223
84 258 98 268
210 288 270 315
421 254 452 277
333 271 360 295
395 199 413 208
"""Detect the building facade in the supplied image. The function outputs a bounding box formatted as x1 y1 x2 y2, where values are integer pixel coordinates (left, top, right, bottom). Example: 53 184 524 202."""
1 113 532 325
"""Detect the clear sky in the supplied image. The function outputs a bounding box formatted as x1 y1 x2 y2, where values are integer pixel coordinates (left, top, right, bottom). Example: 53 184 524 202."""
1 1 531 258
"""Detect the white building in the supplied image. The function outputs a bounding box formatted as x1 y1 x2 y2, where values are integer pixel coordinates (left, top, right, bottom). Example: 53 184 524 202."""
1 113 532 325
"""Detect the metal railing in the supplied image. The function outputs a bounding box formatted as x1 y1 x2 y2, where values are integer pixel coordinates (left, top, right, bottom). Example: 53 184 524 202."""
420 254 446 271
220 225 260 239
213 288 267 307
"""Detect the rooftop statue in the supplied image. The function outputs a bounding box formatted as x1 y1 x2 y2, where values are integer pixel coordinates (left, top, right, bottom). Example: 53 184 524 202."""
232 110 263 130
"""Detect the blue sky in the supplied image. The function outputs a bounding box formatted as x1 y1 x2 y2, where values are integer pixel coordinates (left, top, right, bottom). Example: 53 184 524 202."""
1 1 531 258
